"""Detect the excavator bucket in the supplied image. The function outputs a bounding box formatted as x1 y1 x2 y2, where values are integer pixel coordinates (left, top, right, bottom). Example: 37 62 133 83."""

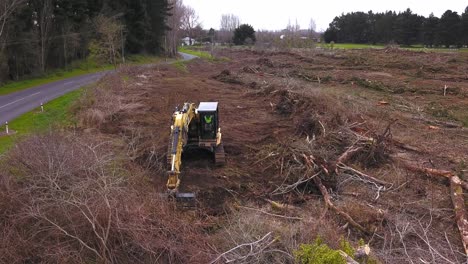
159 192 196 208
175 192 197 208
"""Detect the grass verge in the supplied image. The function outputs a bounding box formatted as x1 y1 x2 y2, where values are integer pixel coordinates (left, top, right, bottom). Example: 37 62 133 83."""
173 60 189 73
0 89 83 154
179 46 214 60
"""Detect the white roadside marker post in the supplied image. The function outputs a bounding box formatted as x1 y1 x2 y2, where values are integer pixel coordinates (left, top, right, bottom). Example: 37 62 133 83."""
41 102 44 112
5 122 9 134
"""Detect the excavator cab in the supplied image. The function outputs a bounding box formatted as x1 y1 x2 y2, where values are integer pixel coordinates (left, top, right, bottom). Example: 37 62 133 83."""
198 102 219 140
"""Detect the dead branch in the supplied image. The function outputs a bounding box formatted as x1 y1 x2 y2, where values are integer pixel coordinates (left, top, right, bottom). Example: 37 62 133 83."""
354 244 371 259
337 163 392 200
338 250 359 264
403 163 453 178
396 157 468 257
210 232 277 264
264 199 300 211
337 163 391 186
396 157 468 191
392 140 423 153
29 206 104 261
450 176 468 256
301 155 369 233
272 172 320 195
413 116 463 129
312 175 368 234
237 206 303 221
337 147 363 164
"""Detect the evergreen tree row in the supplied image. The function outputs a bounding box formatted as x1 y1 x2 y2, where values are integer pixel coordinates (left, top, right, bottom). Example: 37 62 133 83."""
0 0 170 82
324 7 468 47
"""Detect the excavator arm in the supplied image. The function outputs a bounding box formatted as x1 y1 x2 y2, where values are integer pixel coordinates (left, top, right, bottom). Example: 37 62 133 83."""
167 103 197 193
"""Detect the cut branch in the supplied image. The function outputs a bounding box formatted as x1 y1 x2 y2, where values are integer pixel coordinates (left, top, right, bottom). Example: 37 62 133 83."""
313 175 368 233
450 176 468 256
338 250 359 264
337 147 363 164
238 206 303 221
337 163 391 186
397 158 468 191
210 232 277 264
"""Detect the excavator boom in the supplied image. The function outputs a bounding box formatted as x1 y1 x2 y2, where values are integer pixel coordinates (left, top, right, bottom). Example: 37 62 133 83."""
167 103 196 192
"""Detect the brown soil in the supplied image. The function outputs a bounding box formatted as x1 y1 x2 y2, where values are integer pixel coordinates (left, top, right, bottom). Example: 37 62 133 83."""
78 48 468 263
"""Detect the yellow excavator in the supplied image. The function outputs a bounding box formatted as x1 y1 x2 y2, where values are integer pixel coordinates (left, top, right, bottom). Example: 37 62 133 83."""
166 102 225 201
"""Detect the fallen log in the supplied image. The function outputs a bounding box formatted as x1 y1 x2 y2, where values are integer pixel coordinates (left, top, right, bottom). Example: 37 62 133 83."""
397 158 453 178
450 176 468 255
397 158 468 191
413 116 463 129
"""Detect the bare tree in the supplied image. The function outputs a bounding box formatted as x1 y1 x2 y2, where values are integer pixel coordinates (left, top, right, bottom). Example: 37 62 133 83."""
181 5 199 45
0 0 24 42
220 14 240 32
309 18 317 38
166 0 186 56
220 14 240 44
91 15 123 67
285 19 301 38
38 0 53 73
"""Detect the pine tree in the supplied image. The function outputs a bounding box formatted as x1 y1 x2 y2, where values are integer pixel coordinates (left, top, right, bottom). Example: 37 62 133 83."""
437 10 461 47
233 24 256 45
423 13 439 47
461 6 468 46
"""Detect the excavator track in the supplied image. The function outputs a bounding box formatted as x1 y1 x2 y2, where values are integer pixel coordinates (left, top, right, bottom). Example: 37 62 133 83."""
214 143 226 166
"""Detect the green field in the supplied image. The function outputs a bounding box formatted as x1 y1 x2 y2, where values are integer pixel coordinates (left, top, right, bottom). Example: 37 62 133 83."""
0 89 83 154
321 43 384 49
320 42 468 52
0 55 162 96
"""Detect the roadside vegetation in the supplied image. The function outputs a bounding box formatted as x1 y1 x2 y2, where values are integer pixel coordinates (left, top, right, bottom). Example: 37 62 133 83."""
0 0 171 93
179 46 214 60
0 89 83 154
0 55 162 96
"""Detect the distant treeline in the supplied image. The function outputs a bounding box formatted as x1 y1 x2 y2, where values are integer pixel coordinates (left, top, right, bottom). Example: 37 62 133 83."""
324 7 468 47
0 0 170 83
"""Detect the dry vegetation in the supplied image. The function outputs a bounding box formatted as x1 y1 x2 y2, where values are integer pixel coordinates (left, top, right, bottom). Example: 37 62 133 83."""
0 47 467 263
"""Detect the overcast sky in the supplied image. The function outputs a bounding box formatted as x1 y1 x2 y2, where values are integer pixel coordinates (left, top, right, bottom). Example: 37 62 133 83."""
182 0 467 32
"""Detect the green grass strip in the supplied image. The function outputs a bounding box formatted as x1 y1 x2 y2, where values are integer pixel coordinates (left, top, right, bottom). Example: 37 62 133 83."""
0 89 83 154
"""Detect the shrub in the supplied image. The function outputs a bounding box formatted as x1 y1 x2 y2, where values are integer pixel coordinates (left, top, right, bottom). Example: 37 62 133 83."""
295 237 345 264
0 133 211 263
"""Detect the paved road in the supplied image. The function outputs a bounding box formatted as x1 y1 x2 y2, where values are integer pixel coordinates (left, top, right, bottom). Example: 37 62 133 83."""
0 53 195 125
179 52 197 61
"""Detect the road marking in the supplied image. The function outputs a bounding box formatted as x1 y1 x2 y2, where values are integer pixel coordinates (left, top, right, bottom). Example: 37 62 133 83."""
0 92 41 109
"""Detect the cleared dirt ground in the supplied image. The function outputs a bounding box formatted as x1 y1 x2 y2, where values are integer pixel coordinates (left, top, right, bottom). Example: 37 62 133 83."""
76 47 468 263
